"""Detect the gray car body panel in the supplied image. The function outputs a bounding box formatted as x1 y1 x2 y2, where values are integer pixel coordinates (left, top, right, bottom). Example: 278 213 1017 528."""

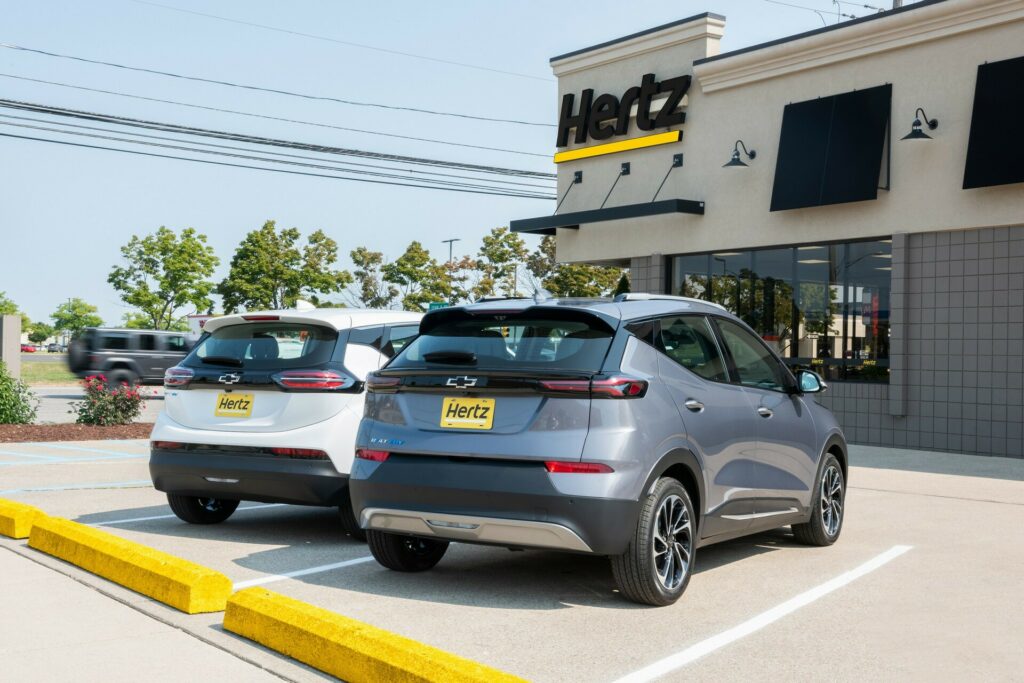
351 297 846 555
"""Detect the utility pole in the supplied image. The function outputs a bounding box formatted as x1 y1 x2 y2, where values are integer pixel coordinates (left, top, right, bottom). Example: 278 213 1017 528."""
441 238 461 265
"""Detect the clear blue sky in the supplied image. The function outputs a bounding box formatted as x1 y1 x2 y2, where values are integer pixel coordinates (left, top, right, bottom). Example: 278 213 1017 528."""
0 0 911 325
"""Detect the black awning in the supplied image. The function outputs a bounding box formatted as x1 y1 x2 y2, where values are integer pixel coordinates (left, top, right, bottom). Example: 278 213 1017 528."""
770 84 891 212
510 198 705 235
964 55 1024 189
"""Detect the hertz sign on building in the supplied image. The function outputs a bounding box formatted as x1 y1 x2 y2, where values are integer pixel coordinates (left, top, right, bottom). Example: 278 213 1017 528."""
512 0 1024 457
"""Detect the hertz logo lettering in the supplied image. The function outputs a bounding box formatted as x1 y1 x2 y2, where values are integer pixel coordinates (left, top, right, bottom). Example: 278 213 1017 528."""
444 403 491 420
557 73 691 148
217 396 251 412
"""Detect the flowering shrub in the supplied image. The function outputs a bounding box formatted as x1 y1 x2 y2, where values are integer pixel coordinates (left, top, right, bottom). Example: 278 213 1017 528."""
70 375 146 426
0 360 38 424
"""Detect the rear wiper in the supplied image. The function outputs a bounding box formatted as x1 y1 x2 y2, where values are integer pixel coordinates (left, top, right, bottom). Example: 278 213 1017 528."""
423 350 477 364
200 355 244 367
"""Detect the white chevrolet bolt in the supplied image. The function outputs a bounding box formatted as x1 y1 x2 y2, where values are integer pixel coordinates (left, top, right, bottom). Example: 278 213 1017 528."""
148 307 421 539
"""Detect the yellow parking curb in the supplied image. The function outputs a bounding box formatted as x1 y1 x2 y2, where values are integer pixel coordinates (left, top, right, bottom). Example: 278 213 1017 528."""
28 516 232 614
224 587 528 683
0 498 47 539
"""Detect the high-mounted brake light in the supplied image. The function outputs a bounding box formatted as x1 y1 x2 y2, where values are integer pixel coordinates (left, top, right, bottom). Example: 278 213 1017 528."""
151 440 185 450
270 447 329 460
242 315 280 321
272 369 354 391
164 366 194 388
544 461 614 474
355 448 390 462
540 375 647 398
366 374 401 393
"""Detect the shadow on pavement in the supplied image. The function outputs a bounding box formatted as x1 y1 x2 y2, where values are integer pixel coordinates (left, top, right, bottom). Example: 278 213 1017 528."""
851 446 1024 481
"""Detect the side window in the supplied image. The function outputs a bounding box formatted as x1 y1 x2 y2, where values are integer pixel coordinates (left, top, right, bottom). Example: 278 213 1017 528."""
101 334 128 351
165 335 187 353
625 320 656 346
349 325 384 349
139 334 157 351
656 316 728 382
383 325 419 358
715 319 790 392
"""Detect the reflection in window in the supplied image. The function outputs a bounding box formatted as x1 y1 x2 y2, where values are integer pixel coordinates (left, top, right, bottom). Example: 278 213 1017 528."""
669 239 891 382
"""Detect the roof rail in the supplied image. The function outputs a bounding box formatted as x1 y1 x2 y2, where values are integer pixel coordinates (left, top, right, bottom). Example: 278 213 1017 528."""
613 293 728 311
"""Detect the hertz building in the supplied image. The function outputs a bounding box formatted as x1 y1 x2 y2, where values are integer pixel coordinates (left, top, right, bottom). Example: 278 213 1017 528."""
512 0 1024 457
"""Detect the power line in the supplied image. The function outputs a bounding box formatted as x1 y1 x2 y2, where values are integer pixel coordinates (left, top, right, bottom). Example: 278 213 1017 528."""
0 131 556 200
125 0 554 84
0 99 555 179
0 42 554 128
0 73 549 158
0 112 555 190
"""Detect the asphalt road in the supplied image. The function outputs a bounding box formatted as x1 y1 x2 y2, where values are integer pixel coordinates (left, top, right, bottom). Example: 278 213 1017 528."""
20 353 67 364
1 442 1022 681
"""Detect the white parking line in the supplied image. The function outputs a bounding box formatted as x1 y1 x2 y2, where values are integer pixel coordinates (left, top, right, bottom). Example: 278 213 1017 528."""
233 556 376 589
0 480 153 494
613 545 913 683
0 449 62 461
90 503 286 526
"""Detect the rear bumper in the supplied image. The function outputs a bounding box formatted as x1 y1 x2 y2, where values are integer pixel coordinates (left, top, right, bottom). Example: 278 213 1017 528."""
349 454 640 555
150 448 348 506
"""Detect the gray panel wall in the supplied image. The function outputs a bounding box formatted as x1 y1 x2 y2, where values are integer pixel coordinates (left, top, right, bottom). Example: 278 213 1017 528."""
814 225 1024 458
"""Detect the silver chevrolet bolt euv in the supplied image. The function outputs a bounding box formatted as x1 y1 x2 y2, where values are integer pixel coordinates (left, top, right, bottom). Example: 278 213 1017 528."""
349 294 847 606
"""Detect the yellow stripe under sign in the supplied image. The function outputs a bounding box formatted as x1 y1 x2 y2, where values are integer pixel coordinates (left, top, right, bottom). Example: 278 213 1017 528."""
553 130 681 164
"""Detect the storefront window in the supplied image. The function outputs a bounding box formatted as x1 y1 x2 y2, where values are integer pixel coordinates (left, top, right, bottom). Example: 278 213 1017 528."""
668 238 891 382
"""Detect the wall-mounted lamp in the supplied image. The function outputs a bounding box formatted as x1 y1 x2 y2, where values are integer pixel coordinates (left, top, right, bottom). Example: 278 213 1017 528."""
724 140 756 167
901 107 939 140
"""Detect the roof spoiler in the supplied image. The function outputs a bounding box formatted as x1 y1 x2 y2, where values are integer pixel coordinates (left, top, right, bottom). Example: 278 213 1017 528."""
614 293 727 311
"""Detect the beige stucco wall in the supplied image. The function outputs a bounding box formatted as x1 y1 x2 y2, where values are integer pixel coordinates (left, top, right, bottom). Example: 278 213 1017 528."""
549 0 1024 265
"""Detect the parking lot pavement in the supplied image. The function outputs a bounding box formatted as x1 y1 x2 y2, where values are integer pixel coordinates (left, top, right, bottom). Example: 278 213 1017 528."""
30 385 165 424
1 442 1022 681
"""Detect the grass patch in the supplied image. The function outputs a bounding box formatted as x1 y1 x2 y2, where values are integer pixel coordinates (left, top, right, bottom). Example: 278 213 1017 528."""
20 359 78 385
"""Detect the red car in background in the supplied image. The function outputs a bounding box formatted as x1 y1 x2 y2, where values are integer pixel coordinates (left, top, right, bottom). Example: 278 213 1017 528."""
20 344 35 352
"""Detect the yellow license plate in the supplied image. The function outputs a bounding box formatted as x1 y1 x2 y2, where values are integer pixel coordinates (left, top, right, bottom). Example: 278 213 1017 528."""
440 397 495 430
214 392 254 418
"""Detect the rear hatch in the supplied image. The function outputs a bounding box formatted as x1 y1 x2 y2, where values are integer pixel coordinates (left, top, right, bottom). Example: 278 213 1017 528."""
165 319 356 433
366 306 635 462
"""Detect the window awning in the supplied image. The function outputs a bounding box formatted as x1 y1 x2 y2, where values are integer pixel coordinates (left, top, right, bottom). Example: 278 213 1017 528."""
964 55 1024 189
510 198 705 235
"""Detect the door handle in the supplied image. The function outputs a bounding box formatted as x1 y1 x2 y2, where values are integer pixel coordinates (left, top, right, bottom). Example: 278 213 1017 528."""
684 399 704 412
757 406 773 418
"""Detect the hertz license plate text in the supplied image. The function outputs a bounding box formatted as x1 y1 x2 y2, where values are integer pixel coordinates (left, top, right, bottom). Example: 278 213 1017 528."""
440 397 495 430
214 392 254 418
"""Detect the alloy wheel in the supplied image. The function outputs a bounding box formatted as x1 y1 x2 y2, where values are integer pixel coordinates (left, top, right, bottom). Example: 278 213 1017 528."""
652 494 692 591
199 498 223 513
820 465 844 536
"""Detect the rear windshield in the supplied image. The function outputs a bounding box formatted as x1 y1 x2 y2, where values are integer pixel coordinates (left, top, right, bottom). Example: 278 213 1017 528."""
185 323 338 370
388 317 613 372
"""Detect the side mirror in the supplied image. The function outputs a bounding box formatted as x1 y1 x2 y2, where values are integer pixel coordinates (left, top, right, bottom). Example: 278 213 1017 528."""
797 369 827 394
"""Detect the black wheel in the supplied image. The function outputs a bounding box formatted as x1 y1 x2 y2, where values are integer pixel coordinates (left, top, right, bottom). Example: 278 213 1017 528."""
337 486 366 541
167 494 239 524
366 530 448 572
107 368 138 389
611 478 696 606
792 453 845 546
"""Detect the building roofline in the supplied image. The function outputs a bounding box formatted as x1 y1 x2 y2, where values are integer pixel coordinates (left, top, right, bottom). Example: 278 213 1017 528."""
550 12 726 64
693 0 948 66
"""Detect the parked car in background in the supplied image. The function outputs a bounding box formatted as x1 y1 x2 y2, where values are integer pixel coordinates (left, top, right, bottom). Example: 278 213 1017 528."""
46 343 61 353
148 308 421 539
68 328 194 387
351 294 846 606
20 344 35 353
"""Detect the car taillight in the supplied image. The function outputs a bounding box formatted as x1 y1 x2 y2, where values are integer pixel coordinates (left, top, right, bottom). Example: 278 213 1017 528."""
151 440 185 450
544 461 614 474
540 375 647 398
272 369 355 391
366 374 401 393
355 448 390 462
164 366 194 388
270 447 329 460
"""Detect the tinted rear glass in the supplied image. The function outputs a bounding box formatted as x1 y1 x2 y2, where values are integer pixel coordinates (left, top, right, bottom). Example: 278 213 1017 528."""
186 323 338 369
389 317 613 372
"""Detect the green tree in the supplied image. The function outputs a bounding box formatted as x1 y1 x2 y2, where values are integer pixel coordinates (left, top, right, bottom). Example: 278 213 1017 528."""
526 236 622 298
28 322 54 345
51 298 103 338
108 226 219 330
475 227 528 298
382 241 450 311
0 292 31 330
613 272 631 297
218 221 353 312
121 311 190 332
349 246 398 309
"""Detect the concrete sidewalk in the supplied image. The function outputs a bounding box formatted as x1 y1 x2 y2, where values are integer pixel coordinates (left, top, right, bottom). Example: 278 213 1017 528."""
0 547 281 683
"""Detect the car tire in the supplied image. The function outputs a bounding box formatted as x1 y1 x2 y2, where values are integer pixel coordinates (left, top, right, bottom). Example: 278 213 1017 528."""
792 453 845 546
167 494 240 524
611 477 696 607
107 369 138 389
337 487 366 541
366 530 448 572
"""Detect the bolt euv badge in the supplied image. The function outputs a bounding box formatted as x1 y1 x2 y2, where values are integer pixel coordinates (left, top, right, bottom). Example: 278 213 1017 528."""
440 397 495 430
214 393 254 418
